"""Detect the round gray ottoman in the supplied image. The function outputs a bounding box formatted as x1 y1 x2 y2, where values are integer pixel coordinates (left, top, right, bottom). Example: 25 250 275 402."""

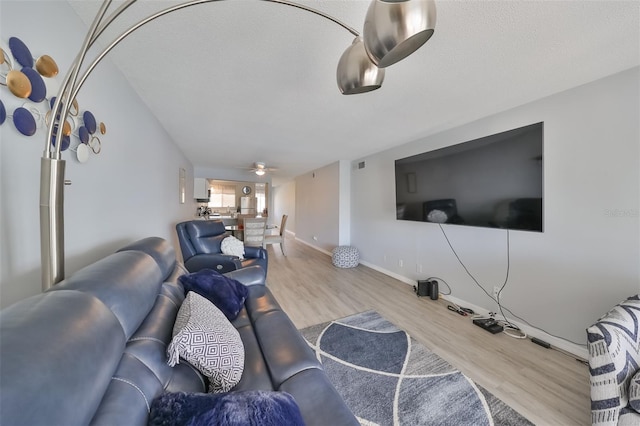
331 246 359 268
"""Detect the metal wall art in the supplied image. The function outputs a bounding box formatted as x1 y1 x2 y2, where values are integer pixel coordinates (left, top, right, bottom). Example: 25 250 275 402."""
0 36 107 164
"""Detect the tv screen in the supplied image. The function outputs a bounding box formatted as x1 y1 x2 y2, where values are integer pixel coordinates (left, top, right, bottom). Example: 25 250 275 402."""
395 122 544 232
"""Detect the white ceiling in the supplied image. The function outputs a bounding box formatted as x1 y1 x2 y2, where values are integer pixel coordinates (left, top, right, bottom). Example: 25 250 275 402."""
68 0 640 185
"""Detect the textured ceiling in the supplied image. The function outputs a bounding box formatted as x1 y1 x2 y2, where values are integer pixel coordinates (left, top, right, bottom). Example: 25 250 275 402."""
67 0 640 185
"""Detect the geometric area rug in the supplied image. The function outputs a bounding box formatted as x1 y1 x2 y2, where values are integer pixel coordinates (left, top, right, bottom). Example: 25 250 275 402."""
300 310 534 426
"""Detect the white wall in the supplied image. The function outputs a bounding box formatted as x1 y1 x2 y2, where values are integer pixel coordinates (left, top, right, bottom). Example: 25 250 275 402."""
338 160 351 245
295 162 341 251
0 1 195 308
350 67 640 352
294 160 352 251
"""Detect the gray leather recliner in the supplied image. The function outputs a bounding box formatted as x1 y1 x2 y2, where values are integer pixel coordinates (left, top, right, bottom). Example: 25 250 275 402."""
176 220 268 274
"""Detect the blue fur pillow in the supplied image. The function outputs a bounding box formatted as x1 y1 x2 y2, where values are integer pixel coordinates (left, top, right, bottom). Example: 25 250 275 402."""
178 269 248 320
149 391 306 426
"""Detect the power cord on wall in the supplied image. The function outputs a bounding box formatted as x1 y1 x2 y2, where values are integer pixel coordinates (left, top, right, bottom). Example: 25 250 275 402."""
436 224 587 348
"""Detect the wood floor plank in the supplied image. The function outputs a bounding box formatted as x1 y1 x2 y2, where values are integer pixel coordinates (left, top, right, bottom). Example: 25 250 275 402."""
265 236 590 425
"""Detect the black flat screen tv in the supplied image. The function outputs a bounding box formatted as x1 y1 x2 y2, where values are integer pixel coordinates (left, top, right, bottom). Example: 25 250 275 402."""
395 122 544 232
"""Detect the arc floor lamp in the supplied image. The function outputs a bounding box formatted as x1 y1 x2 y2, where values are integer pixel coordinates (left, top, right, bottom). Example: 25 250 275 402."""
40 0 437 290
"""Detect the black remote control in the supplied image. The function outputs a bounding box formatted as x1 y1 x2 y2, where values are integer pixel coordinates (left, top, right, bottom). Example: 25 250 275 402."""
473 318 504 334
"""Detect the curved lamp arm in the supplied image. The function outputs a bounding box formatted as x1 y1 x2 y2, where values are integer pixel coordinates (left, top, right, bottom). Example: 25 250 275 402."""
40 0 435 290
47 0 360 159
40 0 362 290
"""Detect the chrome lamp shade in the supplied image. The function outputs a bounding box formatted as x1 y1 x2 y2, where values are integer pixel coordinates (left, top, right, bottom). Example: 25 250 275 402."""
363 0 437 68
337 37 385 95
337 0 436 94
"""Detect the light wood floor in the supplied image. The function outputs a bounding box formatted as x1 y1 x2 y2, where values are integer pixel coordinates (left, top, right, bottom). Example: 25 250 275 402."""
265 236 590 426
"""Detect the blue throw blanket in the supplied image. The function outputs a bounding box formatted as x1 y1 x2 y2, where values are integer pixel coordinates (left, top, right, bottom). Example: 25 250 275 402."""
178 269 249 320
149 390 306 426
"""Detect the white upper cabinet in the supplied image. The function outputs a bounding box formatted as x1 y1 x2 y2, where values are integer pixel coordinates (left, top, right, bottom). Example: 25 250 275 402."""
194 178 208 199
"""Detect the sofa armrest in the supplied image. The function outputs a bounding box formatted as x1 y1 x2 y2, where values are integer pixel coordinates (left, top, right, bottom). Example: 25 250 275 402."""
244 246 267 260
587 295 640 425
225 266 266 286
183 253 242 274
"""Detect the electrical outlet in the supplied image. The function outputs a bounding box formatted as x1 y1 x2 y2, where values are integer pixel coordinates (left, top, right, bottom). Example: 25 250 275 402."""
398 259 403 268
312 236 318 241
493 286 501 299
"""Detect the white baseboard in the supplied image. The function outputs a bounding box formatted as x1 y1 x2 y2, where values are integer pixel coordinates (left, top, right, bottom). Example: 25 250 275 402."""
294 237 332 256
359 260 588 360
442 294 588 360
359 259 417 286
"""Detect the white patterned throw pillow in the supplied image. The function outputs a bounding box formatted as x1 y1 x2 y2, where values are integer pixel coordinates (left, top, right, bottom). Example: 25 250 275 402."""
630 371 640 413
167 291 244 393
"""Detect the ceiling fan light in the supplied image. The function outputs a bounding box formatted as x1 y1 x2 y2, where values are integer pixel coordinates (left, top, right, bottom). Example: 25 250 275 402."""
363 0 436 68
337 37 385 95
255 169 266 176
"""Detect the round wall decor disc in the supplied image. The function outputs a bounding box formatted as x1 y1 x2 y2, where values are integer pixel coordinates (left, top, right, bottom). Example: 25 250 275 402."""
0 99 5 125
13 107 37 136
7 70 31 98
78 126 89 144
83 110 96 134
22 67 46 102
77 142 90 163
35 55 58 77
8 37 33 68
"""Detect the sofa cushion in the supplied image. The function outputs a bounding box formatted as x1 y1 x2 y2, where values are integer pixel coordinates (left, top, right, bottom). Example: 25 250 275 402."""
254 310 322 388
167 292 244 393
89 353 164 425
279 368 360 426
179 269 249 321
149 390 305 426
630 371 640 413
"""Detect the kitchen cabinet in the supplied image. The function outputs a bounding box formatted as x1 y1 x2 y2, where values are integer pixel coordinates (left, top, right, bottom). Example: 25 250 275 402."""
194 178 208 199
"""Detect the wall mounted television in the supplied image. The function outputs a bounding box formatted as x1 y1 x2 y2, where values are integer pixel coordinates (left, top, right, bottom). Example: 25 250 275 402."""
395 122 544 232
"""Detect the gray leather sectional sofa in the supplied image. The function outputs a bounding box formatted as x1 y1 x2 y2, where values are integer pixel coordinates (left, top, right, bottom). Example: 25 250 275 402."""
0 237 357 426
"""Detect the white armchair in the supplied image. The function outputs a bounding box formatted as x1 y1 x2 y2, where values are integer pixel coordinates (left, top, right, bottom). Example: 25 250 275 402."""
587 295 640 425
242 217 267 247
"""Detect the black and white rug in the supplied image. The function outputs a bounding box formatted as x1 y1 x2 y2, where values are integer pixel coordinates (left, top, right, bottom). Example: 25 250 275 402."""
300 311 533 426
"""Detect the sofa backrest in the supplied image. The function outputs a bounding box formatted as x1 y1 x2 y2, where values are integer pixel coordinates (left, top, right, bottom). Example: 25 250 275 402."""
0 237 204 426
117 236 177 281
0 289 126 425
178 220 228 257
51 250 163 338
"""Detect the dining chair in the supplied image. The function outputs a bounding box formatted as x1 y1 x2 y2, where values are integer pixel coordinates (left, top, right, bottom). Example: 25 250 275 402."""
242 217 267 247
263 214 288 256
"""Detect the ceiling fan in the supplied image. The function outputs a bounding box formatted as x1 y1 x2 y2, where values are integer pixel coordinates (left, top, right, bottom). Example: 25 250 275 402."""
248 162 277 176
